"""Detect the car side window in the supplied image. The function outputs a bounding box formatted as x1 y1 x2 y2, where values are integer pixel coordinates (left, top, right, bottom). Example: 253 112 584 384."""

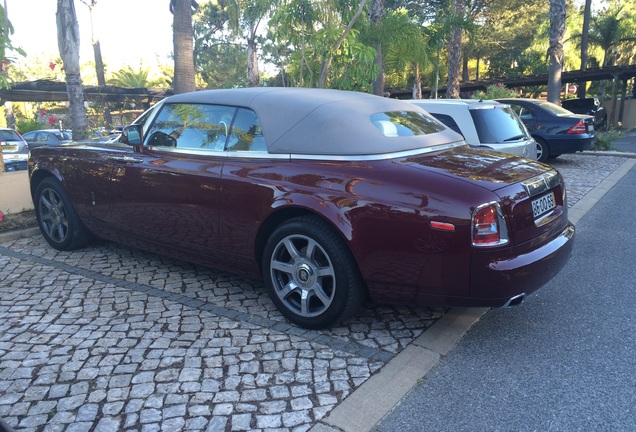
508 104 534 121
226 108 266 152
144 103 236 152
429 113 464 137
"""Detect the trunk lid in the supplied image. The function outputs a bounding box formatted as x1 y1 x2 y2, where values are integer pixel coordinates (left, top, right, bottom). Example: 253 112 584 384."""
406 146 568 245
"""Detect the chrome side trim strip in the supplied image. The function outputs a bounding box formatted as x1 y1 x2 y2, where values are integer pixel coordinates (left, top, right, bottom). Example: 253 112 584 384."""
146 141 467 161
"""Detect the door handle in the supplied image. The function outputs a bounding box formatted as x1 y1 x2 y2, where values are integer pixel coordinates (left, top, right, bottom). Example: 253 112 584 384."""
107 156 144 163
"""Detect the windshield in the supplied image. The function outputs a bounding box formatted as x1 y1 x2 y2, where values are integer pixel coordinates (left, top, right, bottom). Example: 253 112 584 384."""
469 106 528 144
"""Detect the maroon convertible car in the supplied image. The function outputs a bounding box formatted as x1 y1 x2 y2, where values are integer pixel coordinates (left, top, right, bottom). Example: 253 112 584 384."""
28 88 575 328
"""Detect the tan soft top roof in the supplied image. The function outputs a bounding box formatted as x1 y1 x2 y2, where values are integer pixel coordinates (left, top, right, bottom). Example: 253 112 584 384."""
164 88 463 155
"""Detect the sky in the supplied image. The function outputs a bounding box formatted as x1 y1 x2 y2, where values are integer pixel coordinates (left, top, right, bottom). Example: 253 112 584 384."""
6 0 175 70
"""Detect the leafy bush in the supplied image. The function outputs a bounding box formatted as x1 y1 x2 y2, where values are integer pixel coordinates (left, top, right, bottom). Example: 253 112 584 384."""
472 84 518 100
16 119 41 134
595 129 624 151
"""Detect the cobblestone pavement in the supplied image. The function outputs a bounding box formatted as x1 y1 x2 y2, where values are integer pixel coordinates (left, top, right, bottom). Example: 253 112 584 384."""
0 153 629 432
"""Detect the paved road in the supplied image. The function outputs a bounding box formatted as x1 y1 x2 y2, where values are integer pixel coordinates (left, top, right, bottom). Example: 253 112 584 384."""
374 163 636 431
0 152 634 432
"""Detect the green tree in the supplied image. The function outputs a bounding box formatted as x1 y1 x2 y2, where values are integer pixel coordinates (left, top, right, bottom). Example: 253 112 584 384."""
588 5 636 67
56 0 89 140
226 0 276 87
381 10 429 98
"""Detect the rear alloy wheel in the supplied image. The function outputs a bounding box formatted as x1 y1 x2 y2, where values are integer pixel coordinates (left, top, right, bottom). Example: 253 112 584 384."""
262 216 364 329
535 138 549 162
34 177 92 251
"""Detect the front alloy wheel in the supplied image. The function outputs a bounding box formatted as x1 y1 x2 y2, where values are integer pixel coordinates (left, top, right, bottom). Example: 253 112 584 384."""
38 187 69 244
34 178 92 251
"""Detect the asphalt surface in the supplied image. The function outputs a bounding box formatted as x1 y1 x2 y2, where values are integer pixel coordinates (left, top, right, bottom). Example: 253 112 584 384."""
373 154 636 430
1 131 635 432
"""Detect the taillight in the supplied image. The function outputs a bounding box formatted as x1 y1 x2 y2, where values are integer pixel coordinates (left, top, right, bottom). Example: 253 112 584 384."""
566 120 587 134
472 202 509 247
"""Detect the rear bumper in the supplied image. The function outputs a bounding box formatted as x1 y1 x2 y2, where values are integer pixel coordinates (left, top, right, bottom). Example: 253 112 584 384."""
467 222 575 306
546 135 595 155
367 222 575 308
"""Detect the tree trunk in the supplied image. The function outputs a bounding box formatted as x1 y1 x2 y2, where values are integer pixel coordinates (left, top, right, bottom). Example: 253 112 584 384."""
462 46 469 82
92 40 112 128
370 0 385 96
173 0 196 94
80 0 113 128
547 0 566 104
247 27 260 87
57 0 89 140
412 63 422 99
577 0 591 99
446 0 463 99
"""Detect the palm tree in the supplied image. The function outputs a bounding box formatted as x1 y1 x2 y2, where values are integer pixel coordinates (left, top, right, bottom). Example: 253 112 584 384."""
547 0 566 104
56 0 89 140
170 0 199 94
588 6 636 67
107 65 168 88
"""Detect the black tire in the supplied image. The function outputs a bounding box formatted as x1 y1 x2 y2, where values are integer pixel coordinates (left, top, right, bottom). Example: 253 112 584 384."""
535 137 550 162
262 215 365 329
34 177 93 251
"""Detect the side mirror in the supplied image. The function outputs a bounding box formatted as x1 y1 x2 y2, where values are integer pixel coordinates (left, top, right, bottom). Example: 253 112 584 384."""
121 125 143 146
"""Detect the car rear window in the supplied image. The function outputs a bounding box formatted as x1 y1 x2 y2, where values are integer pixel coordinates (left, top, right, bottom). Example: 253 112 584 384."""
0 130 22 141
371 111 445 137
469 106 528 144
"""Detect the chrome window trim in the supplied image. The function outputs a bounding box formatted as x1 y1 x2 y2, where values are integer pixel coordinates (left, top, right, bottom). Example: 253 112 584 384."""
145 141 467 161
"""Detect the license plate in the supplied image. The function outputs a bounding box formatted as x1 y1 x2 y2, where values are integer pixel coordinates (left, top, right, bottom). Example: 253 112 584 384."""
1 145 17 151
532 192 556 218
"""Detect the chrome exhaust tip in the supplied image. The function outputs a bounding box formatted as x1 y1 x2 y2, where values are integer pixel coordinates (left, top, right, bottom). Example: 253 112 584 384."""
501 293 525 308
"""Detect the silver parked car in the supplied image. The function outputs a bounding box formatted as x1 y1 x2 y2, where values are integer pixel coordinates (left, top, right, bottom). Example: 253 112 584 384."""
406 99 538 160
0 128 29 171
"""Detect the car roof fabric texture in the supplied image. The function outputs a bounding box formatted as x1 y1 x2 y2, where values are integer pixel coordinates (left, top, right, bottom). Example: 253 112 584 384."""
165 88 463 155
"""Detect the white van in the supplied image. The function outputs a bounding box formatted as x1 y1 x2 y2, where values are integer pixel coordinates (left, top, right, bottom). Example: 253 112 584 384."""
407 99 538 160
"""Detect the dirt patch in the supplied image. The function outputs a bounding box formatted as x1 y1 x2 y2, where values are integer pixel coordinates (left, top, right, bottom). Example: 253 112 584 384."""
0 209 38 234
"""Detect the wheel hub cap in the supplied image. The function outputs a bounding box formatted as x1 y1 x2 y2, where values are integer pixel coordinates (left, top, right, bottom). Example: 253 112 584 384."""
295 263 315 287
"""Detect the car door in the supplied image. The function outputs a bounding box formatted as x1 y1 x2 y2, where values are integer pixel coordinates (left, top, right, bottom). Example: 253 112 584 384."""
103 102 233 259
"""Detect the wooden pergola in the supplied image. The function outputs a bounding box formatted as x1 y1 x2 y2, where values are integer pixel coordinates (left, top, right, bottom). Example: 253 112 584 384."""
0 79 172 105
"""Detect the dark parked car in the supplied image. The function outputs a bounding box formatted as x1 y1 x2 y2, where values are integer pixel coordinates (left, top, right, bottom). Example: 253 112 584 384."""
22 129 73 149
496 98 596 162
562 97 607 131
0 128 29 171
29 88 575 328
